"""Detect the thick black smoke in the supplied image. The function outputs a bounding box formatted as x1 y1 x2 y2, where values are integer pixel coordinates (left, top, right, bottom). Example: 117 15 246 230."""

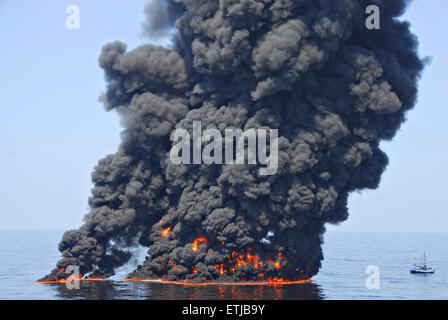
41 0 424 282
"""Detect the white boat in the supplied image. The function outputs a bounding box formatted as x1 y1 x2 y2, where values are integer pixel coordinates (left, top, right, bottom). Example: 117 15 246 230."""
410 251 435 274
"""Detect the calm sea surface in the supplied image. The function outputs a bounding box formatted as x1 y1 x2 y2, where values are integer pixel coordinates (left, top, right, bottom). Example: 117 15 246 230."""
0 230 446 300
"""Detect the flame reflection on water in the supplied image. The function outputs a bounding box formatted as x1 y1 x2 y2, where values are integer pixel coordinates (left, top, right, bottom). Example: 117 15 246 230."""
44 280 324 300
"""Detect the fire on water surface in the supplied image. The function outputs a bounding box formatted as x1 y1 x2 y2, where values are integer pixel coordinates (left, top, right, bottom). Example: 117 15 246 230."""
36 234 311 285
35 277 105 284
126 234 311 283
35 267 106 283
122 278 313 286
36 278 312 286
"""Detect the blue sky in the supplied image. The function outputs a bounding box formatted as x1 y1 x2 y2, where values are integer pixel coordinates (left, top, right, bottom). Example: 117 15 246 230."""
0 0 447 233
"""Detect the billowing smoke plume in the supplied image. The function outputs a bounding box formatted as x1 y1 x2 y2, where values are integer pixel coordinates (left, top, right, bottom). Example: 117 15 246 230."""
41 0 424 282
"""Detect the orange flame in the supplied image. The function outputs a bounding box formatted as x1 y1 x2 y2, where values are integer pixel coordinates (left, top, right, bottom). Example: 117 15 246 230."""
214 264 226 275
211 248 293 278
191 235 208 252
161 227 171 238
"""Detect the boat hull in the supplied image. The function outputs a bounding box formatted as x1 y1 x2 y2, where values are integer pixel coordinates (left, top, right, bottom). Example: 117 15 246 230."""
410 269 435 274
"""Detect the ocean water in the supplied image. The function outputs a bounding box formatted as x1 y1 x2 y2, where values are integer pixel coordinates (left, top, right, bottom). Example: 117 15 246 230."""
0 230 446 300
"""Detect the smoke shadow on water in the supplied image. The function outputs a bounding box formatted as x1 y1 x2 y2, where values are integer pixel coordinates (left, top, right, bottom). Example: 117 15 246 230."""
50 281 324 300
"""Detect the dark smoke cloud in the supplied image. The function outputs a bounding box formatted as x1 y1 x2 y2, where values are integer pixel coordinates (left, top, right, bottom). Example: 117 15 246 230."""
41 0 424 282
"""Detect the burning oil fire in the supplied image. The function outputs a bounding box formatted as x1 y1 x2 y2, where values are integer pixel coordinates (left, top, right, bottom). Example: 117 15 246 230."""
36 237 311 286
211 248 292 279
38 0 423 286
127 236 310 285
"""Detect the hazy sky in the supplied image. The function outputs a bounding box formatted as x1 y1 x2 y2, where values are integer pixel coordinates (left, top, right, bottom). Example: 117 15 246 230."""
0 0 447 233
